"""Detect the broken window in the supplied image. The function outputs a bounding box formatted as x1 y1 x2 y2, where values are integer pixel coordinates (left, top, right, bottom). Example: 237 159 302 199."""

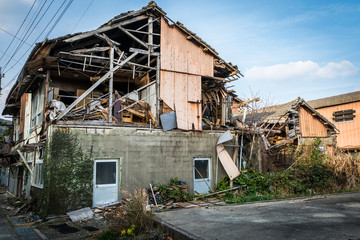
31 83 45 130
333 109 355 123
32 160 44 188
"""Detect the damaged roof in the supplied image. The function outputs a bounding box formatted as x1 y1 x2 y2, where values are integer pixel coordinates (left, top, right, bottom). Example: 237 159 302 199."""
307 91 360 109
3 1 241 116
261 98 338 131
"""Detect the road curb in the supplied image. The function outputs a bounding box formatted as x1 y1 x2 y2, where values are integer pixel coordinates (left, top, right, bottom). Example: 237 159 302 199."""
154 216 206 240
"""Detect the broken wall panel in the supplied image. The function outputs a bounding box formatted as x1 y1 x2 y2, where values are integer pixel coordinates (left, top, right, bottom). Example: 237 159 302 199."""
299 107 328 137
160 17 214 77
160 71 175 109
160 71 202 131
216 143 240 180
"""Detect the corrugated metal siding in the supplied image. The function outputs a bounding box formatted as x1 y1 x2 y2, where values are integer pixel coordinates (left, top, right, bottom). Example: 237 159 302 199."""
299 107 328 137
316 102 360 149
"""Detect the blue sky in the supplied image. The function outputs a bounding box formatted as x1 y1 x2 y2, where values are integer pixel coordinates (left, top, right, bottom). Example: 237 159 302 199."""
0 0 359 114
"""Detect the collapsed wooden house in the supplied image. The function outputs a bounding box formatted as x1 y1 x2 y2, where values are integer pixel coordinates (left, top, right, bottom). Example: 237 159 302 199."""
239 98 338 171
0 2 242 212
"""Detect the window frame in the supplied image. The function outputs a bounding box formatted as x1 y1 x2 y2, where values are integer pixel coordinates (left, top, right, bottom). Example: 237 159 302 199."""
333 109 355 123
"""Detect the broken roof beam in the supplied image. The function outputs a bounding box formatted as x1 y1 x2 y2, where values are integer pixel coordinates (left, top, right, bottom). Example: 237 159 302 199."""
64 15 148 43
94 33 123 57
71 46 111 54
56 52 138 121
118 26 149 49
136 17 160 31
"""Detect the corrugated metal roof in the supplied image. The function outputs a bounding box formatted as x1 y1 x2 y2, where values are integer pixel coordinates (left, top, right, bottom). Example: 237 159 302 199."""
307 91 360 109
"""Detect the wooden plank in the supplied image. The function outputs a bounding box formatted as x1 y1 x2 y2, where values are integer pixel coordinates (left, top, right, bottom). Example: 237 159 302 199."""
76 89 91 109
64 15 148 42
174 73 188 130
126 108 146 118
160 70 175 109
216 144 241 180
57 52 138 120
299 107 327 137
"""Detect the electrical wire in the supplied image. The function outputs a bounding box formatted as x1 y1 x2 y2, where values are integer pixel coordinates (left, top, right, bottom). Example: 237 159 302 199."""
2 0 49 71
71 0 94 33
44 0 74 39
0 27 32 47
4 0 73 75
0 0 36 63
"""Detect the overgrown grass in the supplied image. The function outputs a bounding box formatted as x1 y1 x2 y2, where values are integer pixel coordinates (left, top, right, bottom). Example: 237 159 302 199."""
217 139 360 203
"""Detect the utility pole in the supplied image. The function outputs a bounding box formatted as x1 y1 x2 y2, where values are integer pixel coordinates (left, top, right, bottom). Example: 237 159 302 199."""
0 67 3 95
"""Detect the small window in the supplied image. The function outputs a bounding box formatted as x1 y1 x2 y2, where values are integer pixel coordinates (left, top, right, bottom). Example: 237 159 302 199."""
194 159 209 179
32 160 44 188
333 109 355 123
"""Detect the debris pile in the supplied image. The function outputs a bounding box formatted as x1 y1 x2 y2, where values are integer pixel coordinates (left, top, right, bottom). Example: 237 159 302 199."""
148 179 190 204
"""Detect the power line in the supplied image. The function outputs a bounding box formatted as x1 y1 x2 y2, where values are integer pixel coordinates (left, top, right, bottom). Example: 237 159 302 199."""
4 0 73 75
44 0 74 39
0 27 32 47
0 0 37 64
0 0 36 63
71 0 95 33
2 0 50 71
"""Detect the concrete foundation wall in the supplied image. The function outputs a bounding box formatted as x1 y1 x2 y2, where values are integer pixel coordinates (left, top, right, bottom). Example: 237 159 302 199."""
50 124 230 195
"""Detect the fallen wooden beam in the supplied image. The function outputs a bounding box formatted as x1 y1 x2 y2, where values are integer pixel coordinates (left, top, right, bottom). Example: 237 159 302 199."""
194 185 246 200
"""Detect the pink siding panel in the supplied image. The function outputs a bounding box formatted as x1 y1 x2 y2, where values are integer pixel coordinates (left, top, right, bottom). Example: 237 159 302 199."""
160 16 213 77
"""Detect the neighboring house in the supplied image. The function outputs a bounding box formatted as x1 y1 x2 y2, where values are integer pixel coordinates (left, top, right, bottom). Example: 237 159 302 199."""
308 91 360 151
1 3 241 213
243 98 338 171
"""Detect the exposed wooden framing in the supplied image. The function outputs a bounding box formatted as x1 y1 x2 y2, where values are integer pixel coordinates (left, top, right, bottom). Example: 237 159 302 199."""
136 17 159 31
148 16 153 67
56 52 138 120
127 62 157 71
119 80 155 100
109 48 114 123
43 69 50 123
95 33 123 57
156 56 160 124
71 46 111 54
17 150 33 175
59 51 110 61
64 15 148 42
117 93 156 114
118 26 148 49
127 28 160 36
129 47 159 56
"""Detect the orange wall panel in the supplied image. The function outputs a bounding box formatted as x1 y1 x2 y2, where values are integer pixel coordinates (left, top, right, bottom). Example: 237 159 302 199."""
316 102 360 149
160 17 214 77
299 107 328 137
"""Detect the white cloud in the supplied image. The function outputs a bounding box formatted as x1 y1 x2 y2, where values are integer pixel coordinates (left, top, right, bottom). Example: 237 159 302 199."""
244 60 358 82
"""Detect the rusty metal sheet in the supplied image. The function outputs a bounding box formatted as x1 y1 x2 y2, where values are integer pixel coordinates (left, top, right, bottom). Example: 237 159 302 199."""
216 144 240 180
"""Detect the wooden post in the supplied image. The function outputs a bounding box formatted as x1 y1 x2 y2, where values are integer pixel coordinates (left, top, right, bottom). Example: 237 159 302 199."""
148 16 153 67
56 52 138 120
108 47 114 123
156 56 160 126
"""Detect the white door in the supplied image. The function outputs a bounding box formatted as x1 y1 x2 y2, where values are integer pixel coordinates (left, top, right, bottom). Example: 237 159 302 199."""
193 158 211 194
93 159 118 207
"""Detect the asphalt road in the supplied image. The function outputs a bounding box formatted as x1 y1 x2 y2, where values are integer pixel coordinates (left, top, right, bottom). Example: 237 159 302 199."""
156 192 360 240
